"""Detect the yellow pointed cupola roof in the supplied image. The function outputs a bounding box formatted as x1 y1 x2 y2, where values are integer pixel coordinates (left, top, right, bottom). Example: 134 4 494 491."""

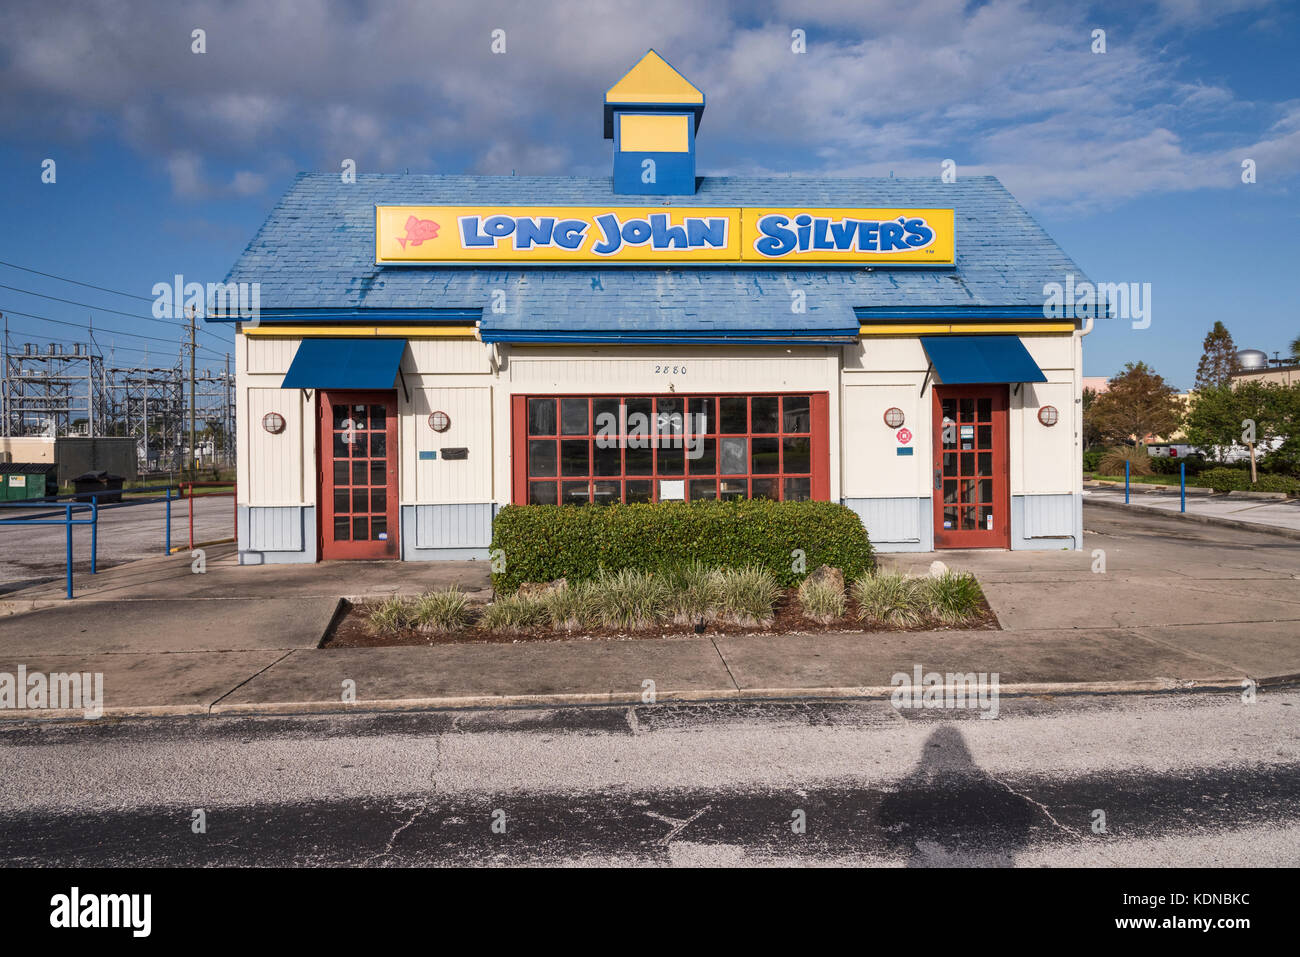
603 49 704 138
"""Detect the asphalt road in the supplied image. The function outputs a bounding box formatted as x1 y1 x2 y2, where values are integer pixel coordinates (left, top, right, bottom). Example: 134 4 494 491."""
0 498 231 594
0 689 1296 866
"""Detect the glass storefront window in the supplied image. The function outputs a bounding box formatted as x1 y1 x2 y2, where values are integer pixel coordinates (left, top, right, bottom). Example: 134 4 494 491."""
522 393 820 504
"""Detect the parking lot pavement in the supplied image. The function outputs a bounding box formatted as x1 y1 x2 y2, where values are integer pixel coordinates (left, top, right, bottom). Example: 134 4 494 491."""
1084 484 1300 535
0 497 232 594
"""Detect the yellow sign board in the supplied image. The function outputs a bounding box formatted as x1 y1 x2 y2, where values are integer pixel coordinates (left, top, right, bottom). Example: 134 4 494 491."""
375 206 955 266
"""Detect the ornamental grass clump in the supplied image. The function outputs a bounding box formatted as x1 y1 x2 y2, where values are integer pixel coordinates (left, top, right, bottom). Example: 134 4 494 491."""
589 568 672 630
368 596 414 634
797 575 846 623
541 580 599 631
715 565 780 626
662 560 724 625
410 588 471 633
477 593 549 632
922 571 984 624
850 572 927 628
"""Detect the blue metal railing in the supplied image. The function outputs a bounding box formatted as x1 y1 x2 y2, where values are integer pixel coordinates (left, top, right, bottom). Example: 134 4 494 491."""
0 483 204 599
0 500 98 599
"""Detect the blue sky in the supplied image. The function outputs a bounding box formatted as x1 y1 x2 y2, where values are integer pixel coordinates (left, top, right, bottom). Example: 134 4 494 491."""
0 0 1296 388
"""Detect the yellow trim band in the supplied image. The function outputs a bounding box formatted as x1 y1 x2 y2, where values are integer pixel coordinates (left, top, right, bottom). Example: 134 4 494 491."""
241 324 478 338
859 322 1076 335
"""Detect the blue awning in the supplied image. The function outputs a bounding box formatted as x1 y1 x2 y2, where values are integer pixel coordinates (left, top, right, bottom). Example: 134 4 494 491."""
919 335 1047 384
281 338 406 389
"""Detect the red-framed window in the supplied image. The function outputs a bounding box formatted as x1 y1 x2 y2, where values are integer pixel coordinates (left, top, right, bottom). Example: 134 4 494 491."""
511 392 830 505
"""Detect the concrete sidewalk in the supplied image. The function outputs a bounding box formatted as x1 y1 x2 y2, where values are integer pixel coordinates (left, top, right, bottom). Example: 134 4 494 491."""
0 503 1297 718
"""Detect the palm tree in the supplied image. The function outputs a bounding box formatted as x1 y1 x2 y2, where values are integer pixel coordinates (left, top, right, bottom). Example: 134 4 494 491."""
1291 334 1300 363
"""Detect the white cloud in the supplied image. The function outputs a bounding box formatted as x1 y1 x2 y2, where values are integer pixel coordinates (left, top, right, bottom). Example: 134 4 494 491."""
0 0 1294 213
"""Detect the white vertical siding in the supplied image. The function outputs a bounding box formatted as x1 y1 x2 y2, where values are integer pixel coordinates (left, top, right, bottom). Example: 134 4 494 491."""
243 386 309 505
399 386 493 504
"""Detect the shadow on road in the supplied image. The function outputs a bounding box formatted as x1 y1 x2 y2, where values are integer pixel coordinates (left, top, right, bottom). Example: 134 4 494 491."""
879 725 1038 867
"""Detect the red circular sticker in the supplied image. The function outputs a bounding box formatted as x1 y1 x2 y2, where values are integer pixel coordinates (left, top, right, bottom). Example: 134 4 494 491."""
896 428 912 444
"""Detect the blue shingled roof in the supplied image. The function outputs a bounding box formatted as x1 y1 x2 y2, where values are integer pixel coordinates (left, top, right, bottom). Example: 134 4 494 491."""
220 173 1086 336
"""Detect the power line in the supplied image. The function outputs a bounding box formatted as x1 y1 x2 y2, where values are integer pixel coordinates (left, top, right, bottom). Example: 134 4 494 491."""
0 280 235 346
0 259 155 303
0 305 229 358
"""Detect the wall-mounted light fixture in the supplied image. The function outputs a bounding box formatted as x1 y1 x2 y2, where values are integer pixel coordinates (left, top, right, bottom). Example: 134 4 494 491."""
883 407 906 428
1038 405 1059 426
262 412 286 434
428 411 451 433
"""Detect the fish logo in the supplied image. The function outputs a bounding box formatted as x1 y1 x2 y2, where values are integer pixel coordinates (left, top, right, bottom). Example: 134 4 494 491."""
397 215 439 249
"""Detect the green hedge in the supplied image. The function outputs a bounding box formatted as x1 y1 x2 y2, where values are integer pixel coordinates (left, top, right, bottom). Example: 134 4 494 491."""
490 500 874 593
1201 468 1300 494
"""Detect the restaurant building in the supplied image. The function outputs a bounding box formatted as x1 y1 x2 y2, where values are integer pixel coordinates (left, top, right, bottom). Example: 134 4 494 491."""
213 50 1087 564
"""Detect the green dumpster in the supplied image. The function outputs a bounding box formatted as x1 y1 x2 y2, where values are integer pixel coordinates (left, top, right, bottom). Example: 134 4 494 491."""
0 463 58 502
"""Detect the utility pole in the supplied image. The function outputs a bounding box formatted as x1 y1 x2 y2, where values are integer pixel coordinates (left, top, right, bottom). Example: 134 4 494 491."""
1 311 7 438
188 305 197 480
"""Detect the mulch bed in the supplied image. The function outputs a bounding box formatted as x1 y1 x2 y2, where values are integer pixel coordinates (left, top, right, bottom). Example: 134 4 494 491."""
320 590 1001 648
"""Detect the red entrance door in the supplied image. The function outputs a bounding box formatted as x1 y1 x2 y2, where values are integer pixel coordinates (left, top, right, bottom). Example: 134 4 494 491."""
932 385 1009 549
318 390 399 559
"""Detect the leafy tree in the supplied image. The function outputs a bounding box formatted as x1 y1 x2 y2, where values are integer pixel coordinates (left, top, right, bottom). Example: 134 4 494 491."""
1081 387 1104 448
1184 381 1299 467
1290 334 1300 363
1193 321 1237 390
1084 362 1183 449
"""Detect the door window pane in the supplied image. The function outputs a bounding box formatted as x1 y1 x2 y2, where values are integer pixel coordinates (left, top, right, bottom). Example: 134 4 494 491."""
960 398 974 419
369 433 383 456
593 480 621 504
529 482 557 505
369 405 386 428
352 488 368 513
977 397 992 420
372 516 386 540
370 461 385 485
334 490 349 514
334 516 350 541
751 477 779 500
625 480 652 503
372 489 387 513
352 516 368 540
978 424 992 449
352 461 367 485
332 405 349 429
333 462 348 485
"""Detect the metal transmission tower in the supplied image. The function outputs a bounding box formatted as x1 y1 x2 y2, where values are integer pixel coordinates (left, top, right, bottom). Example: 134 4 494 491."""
1 341 110 438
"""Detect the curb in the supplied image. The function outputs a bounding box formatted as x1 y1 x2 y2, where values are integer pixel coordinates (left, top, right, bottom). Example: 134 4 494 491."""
1084 496 1300 541
5 673 1292 722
